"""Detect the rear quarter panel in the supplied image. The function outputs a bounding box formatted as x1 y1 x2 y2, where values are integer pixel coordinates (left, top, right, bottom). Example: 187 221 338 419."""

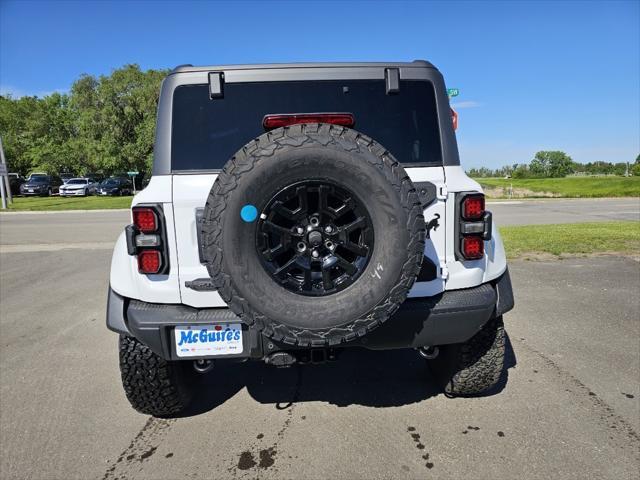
443 166 507 289
109 175 182 303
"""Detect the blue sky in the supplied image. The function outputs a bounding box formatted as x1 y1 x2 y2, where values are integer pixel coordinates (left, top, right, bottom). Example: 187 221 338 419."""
1 0 638 169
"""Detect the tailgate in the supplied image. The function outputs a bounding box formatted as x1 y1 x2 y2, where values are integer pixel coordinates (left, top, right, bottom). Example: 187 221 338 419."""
173 167 447 308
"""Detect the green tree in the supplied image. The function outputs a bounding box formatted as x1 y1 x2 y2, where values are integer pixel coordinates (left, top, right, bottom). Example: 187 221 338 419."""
511 164 530 178
632 154 640 176
0 64 167 176
92 65 167 174
530 151 574 178
0 95 39 174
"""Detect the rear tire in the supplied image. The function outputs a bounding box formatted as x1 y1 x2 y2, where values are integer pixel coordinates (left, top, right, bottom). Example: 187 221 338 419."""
428 316 505 396
119 335 197 416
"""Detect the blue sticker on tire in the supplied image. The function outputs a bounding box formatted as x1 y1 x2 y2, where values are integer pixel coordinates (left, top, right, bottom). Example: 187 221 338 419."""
240 204 258 222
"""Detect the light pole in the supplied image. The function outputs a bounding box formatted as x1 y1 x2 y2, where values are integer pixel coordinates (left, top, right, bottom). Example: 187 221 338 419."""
0 136 12 208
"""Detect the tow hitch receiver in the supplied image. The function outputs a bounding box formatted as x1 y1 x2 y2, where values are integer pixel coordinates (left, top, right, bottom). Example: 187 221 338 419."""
265 351 297 368
264 348 339 367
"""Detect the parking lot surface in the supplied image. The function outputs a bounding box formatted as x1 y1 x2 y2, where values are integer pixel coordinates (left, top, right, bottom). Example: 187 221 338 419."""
488 197 639 225
1 198 638 253
0 202 639 479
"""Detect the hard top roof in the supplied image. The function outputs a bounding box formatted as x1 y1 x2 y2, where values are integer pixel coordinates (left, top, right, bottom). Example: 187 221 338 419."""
170 60 435 74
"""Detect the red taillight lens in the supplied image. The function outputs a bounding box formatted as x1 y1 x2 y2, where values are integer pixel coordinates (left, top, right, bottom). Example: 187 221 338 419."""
133 208 157 233
263 113 355 130
451 108 458 131
462 236 484 260
138 250 161 274
463 195 485 220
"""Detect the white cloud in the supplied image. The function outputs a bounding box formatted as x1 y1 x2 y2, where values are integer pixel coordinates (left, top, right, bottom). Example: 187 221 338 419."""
451 100 483 109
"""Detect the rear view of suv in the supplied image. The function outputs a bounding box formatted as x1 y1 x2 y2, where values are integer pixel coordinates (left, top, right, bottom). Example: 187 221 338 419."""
107 61 514 416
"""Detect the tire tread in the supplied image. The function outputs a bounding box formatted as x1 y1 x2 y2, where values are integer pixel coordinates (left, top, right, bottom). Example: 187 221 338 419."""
119 335 193 416
201 124 425 347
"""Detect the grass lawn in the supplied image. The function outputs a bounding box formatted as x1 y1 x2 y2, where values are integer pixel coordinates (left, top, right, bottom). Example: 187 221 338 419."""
476 176 640 198
4 195 132 211
499 221 640 258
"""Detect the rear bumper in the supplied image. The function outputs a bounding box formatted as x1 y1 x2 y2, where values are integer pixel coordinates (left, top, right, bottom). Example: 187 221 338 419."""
60 190 86 196
20 191 47 196
107 269 514 361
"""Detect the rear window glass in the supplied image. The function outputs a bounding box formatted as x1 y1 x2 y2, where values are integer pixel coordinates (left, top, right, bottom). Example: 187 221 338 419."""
171 80 442 171
28 176 49 183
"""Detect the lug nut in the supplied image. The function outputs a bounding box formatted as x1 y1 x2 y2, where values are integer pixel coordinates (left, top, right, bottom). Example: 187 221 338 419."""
311 250 320 258
297 242 307 252
310 217 320 227
324 225 333 233
295 226 304 235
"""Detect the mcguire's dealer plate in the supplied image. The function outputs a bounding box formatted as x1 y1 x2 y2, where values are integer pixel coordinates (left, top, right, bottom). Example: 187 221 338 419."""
174 324 243 357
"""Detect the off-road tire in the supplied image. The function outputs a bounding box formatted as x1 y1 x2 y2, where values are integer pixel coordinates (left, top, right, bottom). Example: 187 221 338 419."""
119 335 196 417
201 123 425 347
428 316 505 396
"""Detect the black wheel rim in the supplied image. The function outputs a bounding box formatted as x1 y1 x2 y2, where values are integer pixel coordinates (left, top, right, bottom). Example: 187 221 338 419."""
257 180 374 296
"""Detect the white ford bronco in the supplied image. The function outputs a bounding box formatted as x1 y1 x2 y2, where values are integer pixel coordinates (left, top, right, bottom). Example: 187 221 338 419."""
107 61 514 416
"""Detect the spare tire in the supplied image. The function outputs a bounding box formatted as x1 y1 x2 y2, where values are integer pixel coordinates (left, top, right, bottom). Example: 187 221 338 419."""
201 123 425 347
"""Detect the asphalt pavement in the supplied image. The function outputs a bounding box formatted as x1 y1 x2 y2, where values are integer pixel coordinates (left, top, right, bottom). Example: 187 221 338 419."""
0 199 639 479
488 197 639 225
0 199 638 253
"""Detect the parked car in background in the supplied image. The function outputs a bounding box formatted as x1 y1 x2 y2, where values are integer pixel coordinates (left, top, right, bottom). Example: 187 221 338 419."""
7 173 24 195
98 177 133 196
19 174 62 196
59 178 98 196
60 173 76 184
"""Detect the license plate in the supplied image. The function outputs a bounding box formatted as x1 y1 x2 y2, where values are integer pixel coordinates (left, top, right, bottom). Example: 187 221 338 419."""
28 189 33 193
174 324 243 357
101 192 108 195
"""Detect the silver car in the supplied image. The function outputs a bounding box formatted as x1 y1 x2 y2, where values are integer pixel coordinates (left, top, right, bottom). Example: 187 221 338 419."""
58 178 98 197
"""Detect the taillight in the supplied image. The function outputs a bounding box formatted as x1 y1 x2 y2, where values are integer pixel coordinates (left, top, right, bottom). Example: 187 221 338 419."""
451 108 458 131
133 208 157 233
138 250 162 274
462 236 484 260
263 113 355 130
126 205 169 275
462 194 485 220
457 193 492 261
